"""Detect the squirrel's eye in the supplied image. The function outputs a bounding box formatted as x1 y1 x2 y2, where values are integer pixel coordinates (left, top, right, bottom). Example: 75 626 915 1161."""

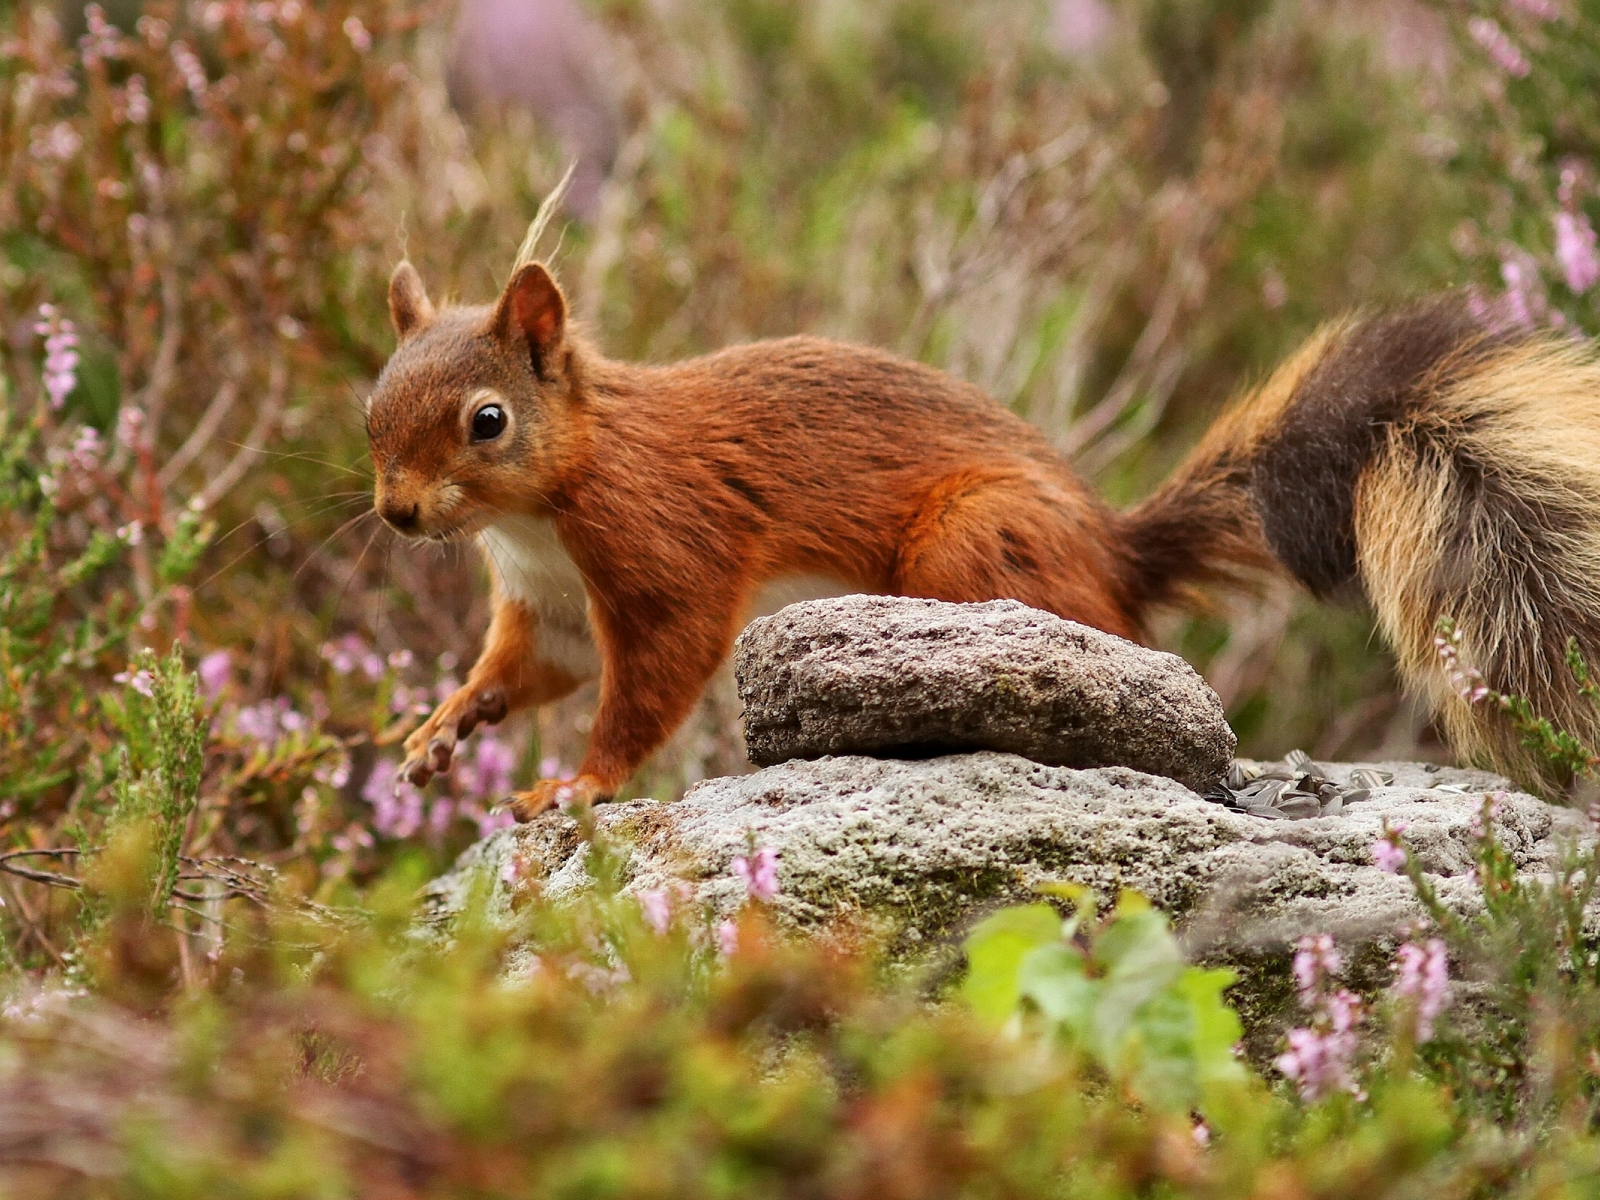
471 404 506 441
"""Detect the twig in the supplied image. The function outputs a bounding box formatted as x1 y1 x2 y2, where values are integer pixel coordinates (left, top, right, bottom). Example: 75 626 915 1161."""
195 343 290 511
158 365 243 490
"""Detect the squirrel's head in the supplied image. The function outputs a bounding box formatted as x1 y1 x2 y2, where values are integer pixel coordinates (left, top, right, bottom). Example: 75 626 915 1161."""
364 259 582 540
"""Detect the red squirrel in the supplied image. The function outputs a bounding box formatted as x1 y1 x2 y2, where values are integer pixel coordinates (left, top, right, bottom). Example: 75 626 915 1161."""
367 231 1600 813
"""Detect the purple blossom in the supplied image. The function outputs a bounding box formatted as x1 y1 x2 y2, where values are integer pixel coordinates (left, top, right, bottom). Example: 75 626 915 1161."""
1469 792 1506 840
458 736 516 801
79 4 126 64
1469 16 1531 77
716 918 740 956
1292 934 1343 1004
321 633 383 680
1392 938 1451 1043
363 758 423 839
33 304 78 409
69 426 100 472
343 15 372 52
731 847 780 900
29 122 82 164
1371 828 1409 873
1554 211 1600 293
233 696 306 750
197 650 231 699
171 41 208 99
1275 1018 1362 1102
1277 935 1366 1101
639 889 672 934
1434 627 1490 703
114 668 154 698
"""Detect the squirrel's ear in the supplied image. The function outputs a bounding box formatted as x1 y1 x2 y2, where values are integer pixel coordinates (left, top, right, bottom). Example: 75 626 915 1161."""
492 262 566 373
388 261 434 340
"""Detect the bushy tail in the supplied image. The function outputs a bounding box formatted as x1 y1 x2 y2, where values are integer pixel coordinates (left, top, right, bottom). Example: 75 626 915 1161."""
1123 296 1600 792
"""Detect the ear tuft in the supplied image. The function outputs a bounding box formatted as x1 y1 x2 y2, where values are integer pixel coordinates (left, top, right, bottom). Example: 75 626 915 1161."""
493 262 567 374
388 261 434 340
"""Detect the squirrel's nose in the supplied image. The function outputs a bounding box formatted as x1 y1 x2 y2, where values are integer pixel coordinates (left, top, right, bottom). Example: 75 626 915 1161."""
378 500 420 533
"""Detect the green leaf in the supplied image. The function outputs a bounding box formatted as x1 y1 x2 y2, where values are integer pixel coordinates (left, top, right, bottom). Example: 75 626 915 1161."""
1088 905 1185 1062
1179 966 1247 1088
1018 942 1095 1033
961 903 1063 1025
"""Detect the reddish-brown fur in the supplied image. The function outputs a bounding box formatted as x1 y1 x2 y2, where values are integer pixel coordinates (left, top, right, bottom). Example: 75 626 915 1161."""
369 261 1252 817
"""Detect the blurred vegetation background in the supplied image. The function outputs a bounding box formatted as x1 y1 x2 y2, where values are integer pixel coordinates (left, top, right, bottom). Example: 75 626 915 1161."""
4 0 1599 911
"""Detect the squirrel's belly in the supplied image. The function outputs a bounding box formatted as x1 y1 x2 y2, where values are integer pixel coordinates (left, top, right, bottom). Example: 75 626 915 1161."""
478 516 599 681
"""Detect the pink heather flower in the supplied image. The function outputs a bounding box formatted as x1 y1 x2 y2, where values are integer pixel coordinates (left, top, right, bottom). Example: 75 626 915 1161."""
114 668 155 698
79 4 126 63
717 918 740 956
469 737 516 799
1554 211 1600 294
29 122 83 164
426 798 454 838
171 42 208 99
1276 1021 1362 1102
1191 1120 1210 1148
1277 948 1366 1102
115 406 144 449
731 847 780 900
1500 258 1538 329
1469 17 1532 76
233 696 305 750
363 759 423 839
33 304 78 409
69 426 100 472
1292 934 1343 1004
1392 938 1451 1043
116 521 142 547
1434 627 1491 703
1371 831 1408 874
387 649 413 671
343 15 372 52
639 889 672 934
320 633 380 678
539 755 572 780
197 650 231 699
1469 792 1506 840
118 74 150 124
1510 0 1559 18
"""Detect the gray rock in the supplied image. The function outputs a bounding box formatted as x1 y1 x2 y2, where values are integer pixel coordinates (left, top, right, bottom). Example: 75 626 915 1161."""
734 596 1235 792
426 753 1591 960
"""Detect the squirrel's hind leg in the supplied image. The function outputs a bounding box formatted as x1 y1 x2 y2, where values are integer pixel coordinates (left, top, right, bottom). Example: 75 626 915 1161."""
891 469 1138 640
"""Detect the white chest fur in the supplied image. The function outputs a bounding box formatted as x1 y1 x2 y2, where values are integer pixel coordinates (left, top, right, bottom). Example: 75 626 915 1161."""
478 516 598 679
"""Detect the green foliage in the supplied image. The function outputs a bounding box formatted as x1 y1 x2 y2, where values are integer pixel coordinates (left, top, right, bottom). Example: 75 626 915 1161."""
963 887 1245 1113
96 646 206 916
1386 794 1600 1125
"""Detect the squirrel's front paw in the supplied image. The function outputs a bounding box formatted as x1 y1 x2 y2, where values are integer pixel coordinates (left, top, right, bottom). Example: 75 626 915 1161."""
503 775 607 822
398 684 509 790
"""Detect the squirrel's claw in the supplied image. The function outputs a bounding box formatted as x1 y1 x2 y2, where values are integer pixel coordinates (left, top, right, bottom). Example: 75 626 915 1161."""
501 775 607 823
398 685 512 797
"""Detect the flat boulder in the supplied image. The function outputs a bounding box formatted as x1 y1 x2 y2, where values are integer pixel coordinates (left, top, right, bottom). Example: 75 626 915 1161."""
428 753 1586 959
735 596 1234 792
